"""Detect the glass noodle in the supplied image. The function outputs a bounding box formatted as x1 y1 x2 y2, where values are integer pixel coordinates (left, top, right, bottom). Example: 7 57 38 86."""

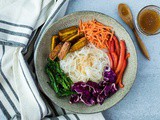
60 43 110 83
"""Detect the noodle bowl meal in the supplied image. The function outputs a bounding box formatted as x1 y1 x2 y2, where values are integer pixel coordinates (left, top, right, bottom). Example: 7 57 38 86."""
45 19 130 106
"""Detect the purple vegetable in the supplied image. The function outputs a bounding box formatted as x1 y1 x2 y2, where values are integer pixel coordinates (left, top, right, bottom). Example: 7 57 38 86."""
86 81 101 94
70 67 118 106
89 97 97 105
97 93 106 105
103 67 116 83
110 83 117 95
99 80 108 87
70 94 80 103
103 85 111 96
71 82 89 94
80 94 93 106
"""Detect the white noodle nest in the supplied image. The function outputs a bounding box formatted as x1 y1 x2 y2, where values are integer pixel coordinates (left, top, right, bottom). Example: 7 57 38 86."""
60 43 110 83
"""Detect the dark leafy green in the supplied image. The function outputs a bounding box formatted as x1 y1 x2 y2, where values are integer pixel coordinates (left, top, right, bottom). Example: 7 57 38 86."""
45 58 74 97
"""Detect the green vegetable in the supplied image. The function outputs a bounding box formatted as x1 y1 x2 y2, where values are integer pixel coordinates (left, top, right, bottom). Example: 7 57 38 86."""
45 67 58 93
45 58 74 97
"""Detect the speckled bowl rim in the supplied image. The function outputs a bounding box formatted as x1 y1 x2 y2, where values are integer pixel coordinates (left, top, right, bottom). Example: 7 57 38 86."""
34 11 138 114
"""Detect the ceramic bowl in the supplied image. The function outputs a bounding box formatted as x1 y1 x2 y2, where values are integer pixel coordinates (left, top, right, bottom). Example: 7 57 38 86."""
34 11 137 113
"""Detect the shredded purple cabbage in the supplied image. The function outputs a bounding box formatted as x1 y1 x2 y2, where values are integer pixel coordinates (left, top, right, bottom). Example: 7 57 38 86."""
70 66 117 106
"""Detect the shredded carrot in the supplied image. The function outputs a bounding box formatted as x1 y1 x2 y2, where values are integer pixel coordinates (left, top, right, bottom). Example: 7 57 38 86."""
79 19 114 50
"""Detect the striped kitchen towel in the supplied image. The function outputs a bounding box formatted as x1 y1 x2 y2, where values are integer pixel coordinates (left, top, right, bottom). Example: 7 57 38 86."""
0 0 105 120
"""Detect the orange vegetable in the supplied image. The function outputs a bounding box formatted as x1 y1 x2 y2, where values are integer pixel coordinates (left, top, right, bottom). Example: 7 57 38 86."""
79 19 114 50
116 52 130 88
126 53 130 59
115 40 126 74
107 53 114 69
110 40 115 52
118 77 124 88
113 35 120 56
111 52 118 70
116 60 126 88
107 40 111 50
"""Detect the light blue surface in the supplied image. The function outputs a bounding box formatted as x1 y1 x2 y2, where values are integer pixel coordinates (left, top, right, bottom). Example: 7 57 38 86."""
66 0 160 120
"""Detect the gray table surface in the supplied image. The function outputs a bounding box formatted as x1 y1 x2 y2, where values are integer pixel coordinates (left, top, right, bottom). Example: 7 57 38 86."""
66 0 160 120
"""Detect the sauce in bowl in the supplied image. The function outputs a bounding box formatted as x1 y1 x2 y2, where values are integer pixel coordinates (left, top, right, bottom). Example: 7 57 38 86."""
137 6 160 35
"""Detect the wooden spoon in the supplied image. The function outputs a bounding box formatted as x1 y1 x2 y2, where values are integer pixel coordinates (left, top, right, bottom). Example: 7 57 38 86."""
118 3 150 60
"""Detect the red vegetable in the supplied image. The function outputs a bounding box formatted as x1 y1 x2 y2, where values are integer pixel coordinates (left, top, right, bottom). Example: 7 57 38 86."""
107 53 114 69
115 40 126 74
116 53 130 88
107 40 111 50
126 53 130 59
113 35 120 56
111 52 118 70
110 40 115 52
116 59 127 88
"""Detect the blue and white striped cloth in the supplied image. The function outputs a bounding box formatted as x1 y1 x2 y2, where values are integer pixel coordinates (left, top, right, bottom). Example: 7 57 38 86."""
0 0 105 119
